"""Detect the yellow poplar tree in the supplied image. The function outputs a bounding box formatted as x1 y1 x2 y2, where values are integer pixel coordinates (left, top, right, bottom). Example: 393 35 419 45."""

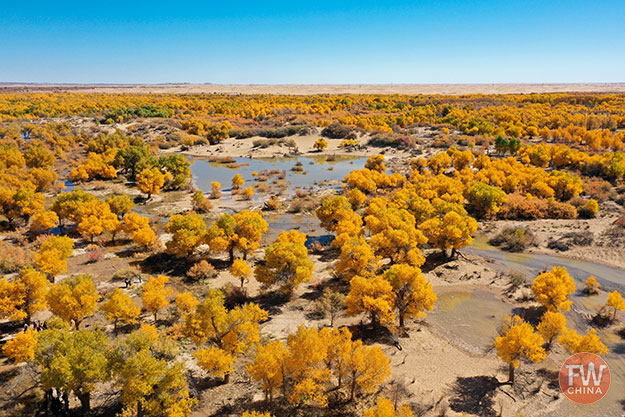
175 291 199 314
536 311 568 349
346 275 395 327
101 288 141 332
232 173 245 189
559 328 608 355
335 235 379 281
246 340 288 403
2 329 37 363
123 212 156 248
531 266 576 312
583 276 600 295
185 289 267 382
141 275 171 321
231 258 252 289
47 274 100 328
383 264 437 329
34 235 74 278
137 167 166 199
76 199 119 242
603 290 625 321
313 138 328 152
30 210 59 233
254 230 314 295
344 340 391 401
418 211 477 258
494 315 546 383
165 213 206 258
364 396 414 417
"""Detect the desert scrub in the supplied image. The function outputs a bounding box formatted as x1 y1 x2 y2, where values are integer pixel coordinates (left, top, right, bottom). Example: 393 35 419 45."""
489 227 537 252
0 241 33 273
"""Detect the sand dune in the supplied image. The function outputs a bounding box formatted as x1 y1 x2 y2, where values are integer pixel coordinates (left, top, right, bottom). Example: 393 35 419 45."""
2 82 625 95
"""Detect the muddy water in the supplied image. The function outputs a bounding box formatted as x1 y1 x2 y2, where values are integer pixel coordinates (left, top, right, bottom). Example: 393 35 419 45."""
190 155 367 200
427 290 512 355
465 239 625 416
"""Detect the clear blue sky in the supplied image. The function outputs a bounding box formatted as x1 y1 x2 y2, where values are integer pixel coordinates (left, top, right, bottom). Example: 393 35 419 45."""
1 1 623 84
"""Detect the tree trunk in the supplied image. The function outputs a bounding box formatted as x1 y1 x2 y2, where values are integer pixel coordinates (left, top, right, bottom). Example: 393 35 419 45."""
508 363 515 384
399 314 405 329
137 401 143 417
77 391 91 415
350 375 357 401
223 373 230 384
45 389 52 416
229 247 234 263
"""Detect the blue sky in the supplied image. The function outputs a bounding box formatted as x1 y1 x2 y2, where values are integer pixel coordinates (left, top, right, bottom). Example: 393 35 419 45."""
1 1 623 84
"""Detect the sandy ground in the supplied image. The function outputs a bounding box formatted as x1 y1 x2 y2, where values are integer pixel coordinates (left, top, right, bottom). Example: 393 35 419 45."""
172 133 414 160
4 83 625 95
481 205 625 270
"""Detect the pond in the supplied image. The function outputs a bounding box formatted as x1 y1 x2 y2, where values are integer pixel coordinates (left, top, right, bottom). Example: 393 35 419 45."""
190 155 368 199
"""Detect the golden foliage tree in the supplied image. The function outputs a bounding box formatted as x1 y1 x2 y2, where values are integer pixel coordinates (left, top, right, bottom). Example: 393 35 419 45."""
383 264 437 329
206 211 268 261
536 311 567 349
2 329 37 363
30 210 59 233
141 275 171 321
254 230 314 295
346 275 395 327
175 291 199 314
185 289 267 382
101 288 141 332
313 138 328 152
583 276 600 295
112 327 196 417
531 266 576 312
34 235 74 278
231 258 252 289
335 235 379 281
232 173 245 190
165 213 206 258
365 202 427 266
603 290 625 322
36 328 111 414
559 328 608 355
418 211 477 258
137 167 167 199
123 212 156 248
76 199 119 242
47 274 100 328
246 340 288 403
364 396 414 417
494 315 546 383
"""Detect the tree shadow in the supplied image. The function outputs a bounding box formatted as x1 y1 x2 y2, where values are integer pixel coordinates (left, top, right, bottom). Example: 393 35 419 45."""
511 305 545 326
140 252 189 276
448 375 501 417
348 323 402 349
536 368 560 390
421 251 454 273
188 373 228 392
251 291 289 317
590 313 614 328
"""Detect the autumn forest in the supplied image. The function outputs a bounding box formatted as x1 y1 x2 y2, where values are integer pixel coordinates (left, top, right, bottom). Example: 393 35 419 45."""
1 89 625 417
